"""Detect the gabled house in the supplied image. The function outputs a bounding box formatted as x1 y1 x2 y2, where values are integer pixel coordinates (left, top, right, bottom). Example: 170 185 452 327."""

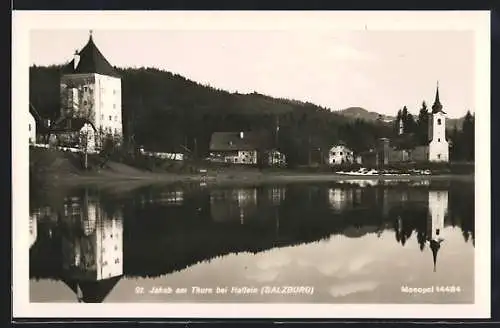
328 143 355 165
49 117 98 152
209 131 260 164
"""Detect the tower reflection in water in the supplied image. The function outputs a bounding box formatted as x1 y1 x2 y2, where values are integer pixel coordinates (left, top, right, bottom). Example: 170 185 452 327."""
428 190 448 272
59 190 123 303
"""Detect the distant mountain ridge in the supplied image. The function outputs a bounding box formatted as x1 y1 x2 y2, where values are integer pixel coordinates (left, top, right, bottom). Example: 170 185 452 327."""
336 106 465 130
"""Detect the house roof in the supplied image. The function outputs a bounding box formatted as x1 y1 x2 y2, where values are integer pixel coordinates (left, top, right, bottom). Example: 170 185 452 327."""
209 131 272 151
62 32 120 78
50 117 97 133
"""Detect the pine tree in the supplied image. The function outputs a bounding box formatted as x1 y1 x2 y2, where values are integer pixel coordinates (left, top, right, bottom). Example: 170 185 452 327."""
417 101 429 145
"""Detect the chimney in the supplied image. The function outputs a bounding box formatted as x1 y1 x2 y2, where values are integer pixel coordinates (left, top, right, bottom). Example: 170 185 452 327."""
73 50 80 70
240 131 244 139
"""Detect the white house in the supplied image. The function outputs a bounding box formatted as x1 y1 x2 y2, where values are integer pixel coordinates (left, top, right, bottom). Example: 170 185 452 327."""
328 144 355 165
59 30 122 148
428 83 449 162
28 111 36 144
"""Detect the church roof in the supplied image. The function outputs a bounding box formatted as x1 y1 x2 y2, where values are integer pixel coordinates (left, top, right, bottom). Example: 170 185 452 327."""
62 32 120 78
431 83 446 114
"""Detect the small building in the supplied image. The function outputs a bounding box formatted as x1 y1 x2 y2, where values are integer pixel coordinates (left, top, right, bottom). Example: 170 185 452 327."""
328 144 354 165
28 111 36 144
49 117 98 152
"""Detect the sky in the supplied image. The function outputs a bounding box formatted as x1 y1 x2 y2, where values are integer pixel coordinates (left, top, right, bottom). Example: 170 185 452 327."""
30 28 475 119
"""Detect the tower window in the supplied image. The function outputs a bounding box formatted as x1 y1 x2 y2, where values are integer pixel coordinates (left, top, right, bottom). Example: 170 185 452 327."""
109 115 112 121
438 138 440 142
437 118 442 125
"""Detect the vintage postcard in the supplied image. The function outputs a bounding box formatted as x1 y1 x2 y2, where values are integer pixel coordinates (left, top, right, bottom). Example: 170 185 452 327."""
12 10 491 319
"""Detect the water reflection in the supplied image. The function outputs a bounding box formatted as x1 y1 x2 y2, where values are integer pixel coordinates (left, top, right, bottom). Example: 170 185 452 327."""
30 181 474 303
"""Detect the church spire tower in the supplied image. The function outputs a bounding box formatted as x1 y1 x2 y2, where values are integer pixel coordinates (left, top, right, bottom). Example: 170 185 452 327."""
432 81 444 114
427 81 449 162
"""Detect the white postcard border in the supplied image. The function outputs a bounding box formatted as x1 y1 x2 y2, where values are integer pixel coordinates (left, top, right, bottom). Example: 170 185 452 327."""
12 10 491 319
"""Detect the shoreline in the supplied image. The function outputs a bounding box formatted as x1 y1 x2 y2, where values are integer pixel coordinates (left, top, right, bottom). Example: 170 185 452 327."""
40 170 475 188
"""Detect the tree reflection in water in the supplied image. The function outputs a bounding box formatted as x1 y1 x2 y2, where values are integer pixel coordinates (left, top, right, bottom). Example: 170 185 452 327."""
30 180 474 302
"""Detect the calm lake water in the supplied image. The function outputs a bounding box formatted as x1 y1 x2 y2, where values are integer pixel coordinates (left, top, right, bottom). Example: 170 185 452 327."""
29 179 474 304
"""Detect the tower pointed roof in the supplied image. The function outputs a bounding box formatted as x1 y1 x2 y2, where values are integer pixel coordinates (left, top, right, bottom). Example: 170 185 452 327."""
429 239 441 272
62 276 122 303
62 31 120 78
431 82 446 114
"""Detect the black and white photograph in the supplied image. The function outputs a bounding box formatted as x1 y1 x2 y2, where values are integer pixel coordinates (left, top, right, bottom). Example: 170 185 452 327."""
12 10 490 318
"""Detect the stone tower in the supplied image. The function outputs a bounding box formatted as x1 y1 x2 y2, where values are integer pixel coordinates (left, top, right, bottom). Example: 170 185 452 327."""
59 30 122 146
428 82 449 162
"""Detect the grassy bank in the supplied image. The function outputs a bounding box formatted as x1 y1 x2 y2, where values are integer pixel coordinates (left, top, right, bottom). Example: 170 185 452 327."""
29 147 474 188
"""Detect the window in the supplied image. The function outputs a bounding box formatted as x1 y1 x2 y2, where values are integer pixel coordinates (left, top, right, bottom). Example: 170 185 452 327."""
29 124 31 131
113 104 116 109
113 90 116 95
109 115 112 121
340 152 343 155
83 100 87 106
114 116 117 122
438 138 440 142
332 152 336 155
437 154 441 159
114 245 118 251
437 118 442 125
115 258 120 264
83 86 88 92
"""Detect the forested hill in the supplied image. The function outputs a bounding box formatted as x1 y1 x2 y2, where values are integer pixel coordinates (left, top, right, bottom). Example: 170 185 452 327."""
28 65 392 165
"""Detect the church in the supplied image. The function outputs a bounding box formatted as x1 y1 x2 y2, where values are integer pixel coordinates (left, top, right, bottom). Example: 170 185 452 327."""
360 83 450 166
49 30 123 150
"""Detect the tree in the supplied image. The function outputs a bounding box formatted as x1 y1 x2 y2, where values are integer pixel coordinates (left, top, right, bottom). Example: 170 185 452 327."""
416 101 429 145
461 110 474 161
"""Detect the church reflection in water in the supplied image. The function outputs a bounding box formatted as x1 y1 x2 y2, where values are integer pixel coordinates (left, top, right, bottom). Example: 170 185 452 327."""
54 190 123 303
427 190 448 272
30 182 471 303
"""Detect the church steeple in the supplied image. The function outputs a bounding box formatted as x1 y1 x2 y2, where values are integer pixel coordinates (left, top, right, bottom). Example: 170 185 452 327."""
432 81 445 114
